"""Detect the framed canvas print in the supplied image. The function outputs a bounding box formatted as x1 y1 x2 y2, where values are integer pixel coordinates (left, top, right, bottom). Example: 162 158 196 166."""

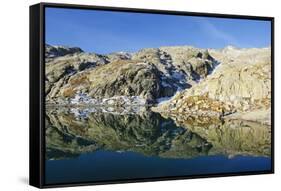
29 2 274 188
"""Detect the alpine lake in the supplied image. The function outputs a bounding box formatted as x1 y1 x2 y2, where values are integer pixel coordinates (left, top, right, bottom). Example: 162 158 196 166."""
45 105 271 184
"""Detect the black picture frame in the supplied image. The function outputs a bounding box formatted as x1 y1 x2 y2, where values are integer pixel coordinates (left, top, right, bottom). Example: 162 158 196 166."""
30 2 275 188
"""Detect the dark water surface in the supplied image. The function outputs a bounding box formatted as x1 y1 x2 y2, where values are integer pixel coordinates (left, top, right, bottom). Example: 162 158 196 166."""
45 107 271 185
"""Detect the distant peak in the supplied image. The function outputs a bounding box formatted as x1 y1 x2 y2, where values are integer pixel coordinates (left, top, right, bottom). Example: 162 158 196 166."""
223 45 238 50
45 44 84 59
46 44 83 51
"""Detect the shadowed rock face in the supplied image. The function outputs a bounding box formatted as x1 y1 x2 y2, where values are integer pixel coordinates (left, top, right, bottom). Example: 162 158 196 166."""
46 107 271 160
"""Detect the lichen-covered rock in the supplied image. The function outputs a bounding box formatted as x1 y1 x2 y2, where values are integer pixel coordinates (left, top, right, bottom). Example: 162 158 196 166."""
153 94 235 118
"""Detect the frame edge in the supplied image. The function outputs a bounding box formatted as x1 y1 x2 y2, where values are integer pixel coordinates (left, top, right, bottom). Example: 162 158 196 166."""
29 3 44 188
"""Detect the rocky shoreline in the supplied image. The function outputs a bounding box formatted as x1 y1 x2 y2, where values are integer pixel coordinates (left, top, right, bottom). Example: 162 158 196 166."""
45 44 271 125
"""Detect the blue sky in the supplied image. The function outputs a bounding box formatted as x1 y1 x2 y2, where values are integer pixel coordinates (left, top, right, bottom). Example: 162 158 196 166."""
46 7 271 54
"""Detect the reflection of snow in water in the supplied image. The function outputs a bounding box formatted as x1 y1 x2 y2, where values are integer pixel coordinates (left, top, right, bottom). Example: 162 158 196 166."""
69 105 147 119
70 108 97 119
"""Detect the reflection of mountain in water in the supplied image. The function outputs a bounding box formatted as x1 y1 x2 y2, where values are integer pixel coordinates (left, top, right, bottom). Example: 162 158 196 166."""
46 107 271 160
166 114 271 157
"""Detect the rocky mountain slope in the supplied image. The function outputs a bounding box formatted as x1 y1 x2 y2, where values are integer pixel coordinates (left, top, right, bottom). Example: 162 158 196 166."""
153 46 271 124
45 45 218 105
45 44 83 62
